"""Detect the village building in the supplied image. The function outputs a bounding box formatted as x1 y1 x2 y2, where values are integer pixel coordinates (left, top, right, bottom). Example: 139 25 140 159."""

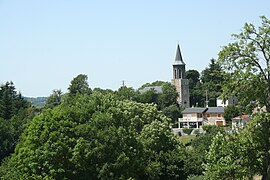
179 107 226 128
232 114 251 130
216 96 238 107
171 44 190 107
139 86 162 94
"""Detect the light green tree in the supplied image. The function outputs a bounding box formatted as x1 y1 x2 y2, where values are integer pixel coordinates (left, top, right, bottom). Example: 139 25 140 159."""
204 132 253 179
218 16 270 111
244 113 270 180
45 89 62 109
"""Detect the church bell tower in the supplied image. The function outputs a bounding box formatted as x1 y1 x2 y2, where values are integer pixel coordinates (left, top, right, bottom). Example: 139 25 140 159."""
171 44 190 107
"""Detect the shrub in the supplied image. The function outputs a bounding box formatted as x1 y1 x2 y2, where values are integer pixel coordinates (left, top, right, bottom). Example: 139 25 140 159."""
182 128 193 135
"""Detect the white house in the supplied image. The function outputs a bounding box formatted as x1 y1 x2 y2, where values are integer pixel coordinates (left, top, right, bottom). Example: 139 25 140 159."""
179 107 226 128
232 114 251 130
216 97 238 107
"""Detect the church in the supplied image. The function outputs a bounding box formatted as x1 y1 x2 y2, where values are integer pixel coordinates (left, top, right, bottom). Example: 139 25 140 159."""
171 44 190 107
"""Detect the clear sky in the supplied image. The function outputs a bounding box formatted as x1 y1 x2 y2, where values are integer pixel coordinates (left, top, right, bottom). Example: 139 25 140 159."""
1 0 270 97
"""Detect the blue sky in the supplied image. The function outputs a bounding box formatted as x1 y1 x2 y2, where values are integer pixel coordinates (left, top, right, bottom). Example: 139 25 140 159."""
1 0 270 97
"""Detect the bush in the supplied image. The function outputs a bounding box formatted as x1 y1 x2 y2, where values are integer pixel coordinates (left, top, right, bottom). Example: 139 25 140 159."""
187 175 206 180
193 129 200 135
183 128 193 135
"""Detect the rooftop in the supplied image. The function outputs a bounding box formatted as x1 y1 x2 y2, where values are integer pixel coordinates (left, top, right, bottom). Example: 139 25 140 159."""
182 107 225 114
182 107 208 113
207 107 224 113
232 114 251 121
139 86 162 94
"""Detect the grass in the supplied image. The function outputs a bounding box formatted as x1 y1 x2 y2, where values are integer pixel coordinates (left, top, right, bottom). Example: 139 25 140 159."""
179 135 197 145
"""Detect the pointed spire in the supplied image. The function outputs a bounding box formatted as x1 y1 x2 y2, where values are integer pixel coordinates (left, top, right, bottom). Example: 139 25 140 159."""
174 44 185 65
175 44 183 62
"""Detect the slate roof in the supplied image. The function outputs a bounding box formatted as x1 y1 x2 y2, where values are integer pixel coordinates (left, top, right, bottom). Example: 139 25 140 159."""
232 114 251 121
139 86 162 94
182 107 225 114
174 44 185 65
207 107 224 113
182 107 208 114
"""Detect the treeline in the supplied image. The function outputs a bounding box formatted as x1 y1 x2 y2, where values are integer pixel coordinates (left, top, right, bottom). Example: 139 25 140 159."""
0 75 200 179
1 74 268 179
0 75 237 179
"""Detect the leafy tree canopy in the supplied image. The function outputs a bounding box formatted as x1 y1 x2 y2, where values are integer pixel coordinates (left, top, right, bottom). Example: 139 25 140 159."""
68 74 91 95
45 89 62 109
2 92 187 179
186 70 204 107
218 16 270 111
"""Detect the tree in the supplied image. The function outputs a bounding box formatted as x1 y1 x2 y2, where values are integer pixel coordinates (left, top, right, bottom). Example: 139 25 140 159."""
139 81 166 90
218 16 270 112
186 70 204 107
203 113 270 179
0 82 32 162
139 120 186 179
186 70 200 89
157 83 178 109
45 89 62 109
244 113 270 179
0 82 29 120
183 125 225 177
223 105 241 121
115 86 138 101
162 104 182 127
68 74 91 95
3 92 187 179
201 59 225 107
137 88 159 105
137 81 178 110
204 132 253 179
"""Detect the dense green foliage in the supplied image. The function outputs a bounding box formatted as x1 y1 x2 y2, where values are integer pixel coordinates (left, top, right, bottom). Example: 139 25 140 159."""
223 105 241 121
183 126 225 177
0 82 29 120
218 16 270 112
186 70 204 107
68 74 92 95
0 92 187 179
0 82 33 162
114 81 181 126
202 113 270 179
186 62 225 108
45 89 63 109
201 59 225 107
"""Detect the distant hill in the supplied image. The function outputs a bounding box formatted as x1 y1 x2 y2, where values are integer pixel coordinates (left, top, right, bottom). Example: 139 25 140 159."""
24 97 47 107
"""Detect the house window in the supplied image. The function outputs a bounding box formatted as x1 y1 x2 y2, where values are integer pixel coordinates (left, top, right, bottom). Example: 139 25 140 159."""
216 121 224 126
207 113 210 118
218 114 221 117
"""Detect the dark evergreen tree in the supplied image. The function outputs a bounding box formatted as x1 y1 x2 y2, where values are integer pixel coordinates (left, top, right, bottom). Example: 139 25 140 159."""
186 70 204 107
0 82 29 120
68 74 91 95
201 59 225 107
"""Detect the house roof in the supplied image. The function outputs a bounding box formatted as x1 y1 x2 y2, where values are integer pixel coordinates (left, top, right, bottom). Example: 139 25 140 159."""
182 107 225 114
206 107 224 113
139 86 162 94
182 107 208 114
232 114 251 121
